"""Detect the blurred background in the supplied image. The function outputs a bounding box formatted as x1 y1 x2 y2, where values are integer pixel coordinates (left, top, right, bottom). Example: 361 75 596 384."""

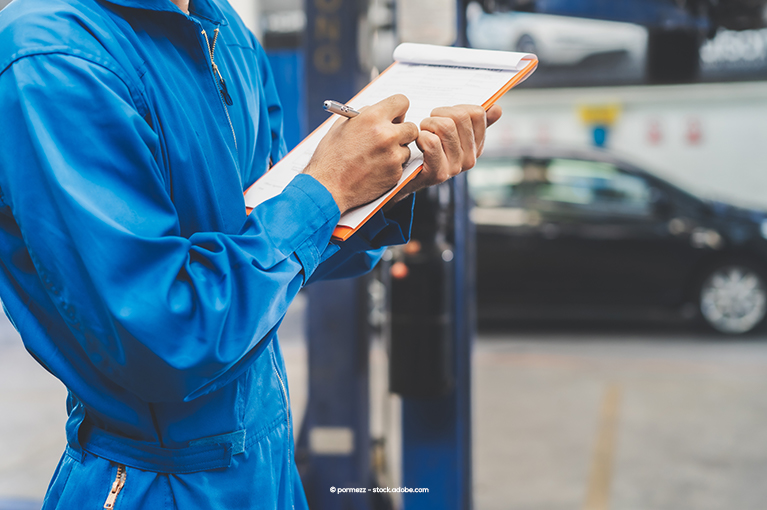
2 0 767 509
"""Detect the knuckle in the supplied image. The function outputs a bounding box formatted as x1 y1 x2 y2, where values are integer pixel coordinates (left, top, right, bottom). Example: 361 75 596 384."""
434 117 455 134
374 126 395 146
465 153 477 170
422 132 440 152
456 110 472 126
387 147 402 166
471 105 486 119
369 123 385 139
407 122 419 140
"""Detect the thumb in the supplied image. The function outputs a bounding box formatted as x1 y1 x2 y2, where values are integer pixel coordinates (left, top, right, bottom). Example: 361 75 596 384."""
486 104 502 128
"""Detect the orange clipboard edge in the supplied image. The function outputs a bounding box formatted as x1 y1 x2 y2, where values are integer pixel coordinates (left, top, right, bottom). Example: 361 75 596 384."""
482 56 538 109
331 56 539 242
331 161 424 241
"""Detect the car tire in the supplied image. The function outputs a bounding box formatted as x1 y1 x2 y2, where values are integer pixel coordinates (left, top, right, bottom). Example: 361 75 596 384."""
515 34 537 55
698 262 767 335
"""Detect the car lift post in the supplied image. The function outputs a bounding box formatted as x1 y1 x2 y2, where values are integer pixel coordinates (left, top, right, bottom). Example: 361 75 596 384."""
295 0 376 507
392 5 474 508
391 177 475 510
297 0 475 508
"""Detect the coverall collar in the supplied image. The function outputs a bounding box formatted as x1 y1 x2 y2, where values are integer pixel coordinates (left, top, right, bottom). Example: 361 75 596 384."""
101 0 228 25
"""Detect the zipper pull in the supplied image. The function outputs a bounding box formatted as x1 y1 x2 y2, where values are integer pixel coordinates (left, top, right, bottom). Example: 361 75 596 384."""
103 464 126 509
219 77 233 106
212 63 234 106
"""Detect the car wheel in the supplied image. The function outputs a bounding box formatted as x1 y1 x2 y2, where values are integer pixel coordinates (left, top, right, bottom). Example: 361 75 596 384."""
698 263 767 335
515 34 537 55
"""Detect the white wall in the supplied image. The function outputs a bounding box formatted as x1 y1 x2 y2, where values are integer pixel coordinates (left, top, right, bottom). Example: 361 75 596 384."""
488 81 767 209
227 0 261 39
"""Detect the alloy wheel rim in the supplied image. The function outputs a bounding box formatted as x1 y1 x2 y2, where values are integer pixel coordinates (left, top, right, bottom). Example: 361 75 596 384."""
700 266 767 334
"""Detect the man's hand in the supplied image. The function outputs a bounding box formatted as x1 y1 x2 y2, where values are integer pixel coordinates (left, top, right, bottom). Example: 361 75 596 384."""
390 103 503 203
304 94 419 215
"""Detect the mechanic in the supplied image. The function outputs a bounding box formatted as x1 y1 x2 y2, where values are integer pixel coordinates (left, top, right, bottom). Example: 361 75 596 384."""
0 0 500 507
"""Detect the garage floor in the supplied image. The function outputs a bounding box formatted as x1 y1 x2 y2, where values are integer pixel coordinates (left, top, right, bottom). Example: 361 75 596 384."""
3 298 767 509
471 329 767 510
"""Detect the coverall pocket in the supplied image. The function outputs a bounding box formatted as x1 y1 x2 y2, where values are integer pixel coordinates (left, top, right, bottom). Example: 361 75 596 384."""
43 450 114 509
41 449 76 508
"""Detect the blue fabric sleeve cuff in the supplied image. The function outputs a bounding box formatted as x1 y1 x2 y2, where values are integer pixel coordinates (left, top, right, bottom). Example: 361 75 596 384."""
251 174 340 281
302 194 415 283
289 175 341 279
350 193 415 249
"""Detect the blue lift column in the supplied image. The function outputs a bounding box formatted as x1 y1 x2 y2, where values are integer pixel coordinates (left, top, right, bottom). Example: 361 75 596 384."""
390 176 475 510
297 0 475 507
388 4 474 507
295 0 376 508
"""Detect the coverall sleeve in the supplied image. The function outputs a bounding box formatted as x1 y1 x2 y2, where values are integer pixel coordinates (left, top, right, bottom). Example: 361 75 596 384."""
307 197 414 284
0 53 340 403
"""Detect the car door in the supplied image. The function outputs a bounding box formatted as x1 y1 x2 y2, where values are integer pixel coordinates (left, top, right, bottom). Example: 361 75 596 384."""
470 156 559 315
470 156 696 316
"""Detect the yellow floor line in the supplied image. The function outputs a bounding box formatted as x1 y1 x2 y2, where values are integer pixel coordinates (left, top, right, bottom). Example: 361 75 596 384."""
583 384 621 510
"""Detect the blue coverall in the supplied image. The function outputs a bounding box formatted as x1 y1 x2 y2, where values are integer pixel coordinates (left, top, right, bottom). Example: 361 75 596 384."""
0 0 413 507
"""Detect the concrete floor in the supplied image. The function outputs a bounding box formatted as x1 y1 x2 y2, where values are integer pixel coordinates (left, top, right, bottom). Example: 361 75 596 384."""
3 300 767 509
472 331 767 510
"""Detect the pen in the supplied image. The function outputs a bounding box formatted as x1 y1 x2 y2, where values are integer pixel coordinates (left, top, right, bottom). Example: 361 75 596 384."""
324 100 360 118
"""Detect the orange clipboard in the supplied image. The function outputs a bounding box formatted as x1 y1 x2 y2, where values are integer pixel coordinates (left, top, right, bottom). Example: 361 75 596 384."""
245 52 538 242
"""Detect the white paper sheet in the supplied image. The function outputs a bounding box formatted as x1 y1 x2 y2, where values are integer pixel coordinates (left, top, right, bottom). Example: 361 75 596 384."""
393 42 533 71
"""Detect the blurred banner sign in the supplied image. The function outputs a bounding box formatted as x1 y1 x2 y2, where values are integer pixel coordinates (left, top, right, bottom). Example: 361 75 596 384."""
578 103 622 126
578 103 622 148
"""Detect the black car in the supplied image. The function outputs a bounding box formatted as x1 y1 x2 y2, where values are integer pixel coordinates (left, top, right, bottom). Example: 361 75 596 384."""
468 147 767 334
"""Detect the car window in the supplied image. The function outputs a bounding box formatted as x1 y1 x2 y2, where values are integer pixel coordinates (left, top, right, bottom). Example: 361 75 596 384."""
543 159 653 217
468 158 524 207
469 157 654 218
